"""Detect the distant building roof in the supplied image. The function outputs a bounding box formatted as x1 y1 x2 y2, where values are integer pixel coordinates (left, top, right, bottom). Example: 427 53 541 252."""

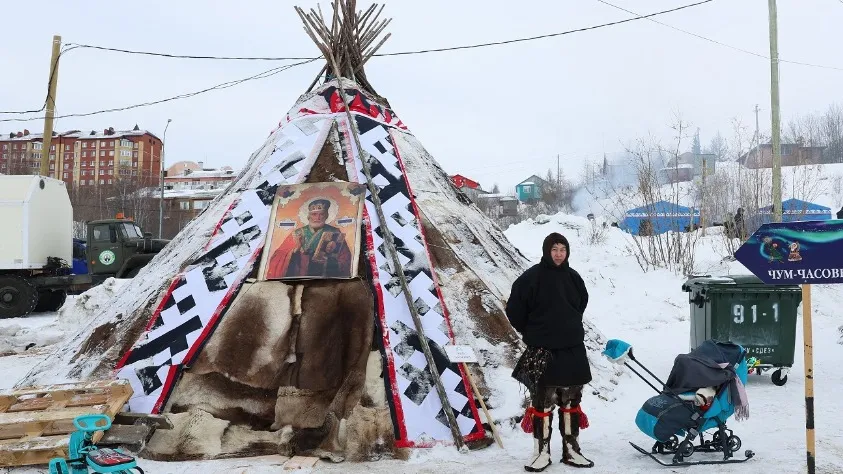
517 174 550 186
2 127 161 142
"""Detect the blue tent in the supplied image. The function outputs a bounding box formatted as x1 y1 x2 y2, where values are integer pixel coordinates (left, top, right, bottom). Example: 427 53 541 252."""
621 201 701 235
759 198 832 223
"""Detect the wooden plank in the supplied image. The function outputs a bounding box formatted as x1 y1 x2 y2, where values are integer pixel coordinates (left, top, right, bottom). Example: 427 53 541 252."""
0 434 67 450
7 393 109 413
99 425 151 445
7 397 53 412
1 446 68 468
0 405 108 426
113 412 173 429
66 393 111 408
0 405 108 440
0 396 16 413
0 379 133 467
0 435 68 468
4 379 128 396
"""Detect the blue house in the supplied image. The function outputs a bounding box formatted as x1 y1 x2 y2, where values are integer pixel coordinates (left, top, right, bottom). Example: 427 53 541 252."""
515 175 549 203
759 198 832 223
621 201 701 235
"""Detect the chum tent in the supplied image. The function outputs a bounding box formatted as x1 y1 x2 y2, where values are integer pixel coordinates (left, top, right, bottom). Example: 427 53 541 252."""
759 198 833 223
621 200 701 235
19 0 614 464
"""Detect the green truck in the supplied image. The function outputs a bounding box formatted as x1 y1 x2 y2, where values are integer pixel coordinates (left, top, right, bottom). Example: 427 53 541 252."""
0 176 169 319
84 218 169 281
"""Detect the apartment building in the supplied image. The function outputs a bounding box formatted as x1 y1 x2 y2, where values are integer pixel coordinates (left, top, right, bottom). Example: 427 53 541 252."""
0 125 162 188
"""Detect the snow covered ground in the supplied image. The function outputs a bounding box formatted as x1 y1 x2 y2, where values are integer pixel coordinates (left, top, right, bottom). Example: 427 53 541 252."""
2 215 842 473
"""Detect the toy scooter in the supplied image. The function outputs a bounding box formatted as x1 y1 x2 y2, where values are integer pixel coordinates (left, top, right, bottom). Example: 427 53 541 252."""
48 414 143 474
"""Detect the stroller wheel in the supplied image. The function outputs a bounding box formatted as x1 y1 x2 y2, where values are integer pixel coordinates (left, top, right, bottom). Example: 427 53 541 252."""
678 440 695 458
728 435 742 453
665 435 679 451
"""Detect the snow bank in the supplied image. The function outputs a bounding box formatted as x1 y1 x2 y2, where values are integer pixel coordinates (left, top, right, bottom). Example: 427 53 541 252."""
58 278 132 330
0 312 65 355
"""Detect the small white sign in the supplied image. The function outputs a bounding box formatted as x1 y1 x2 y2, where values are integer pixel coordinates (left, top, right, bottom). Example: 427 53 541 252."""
445 345 478 363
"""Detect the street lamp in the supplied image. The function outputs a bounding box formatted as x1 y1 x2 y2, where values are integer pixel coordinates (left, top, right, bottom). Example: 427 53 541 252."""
159 118 172 239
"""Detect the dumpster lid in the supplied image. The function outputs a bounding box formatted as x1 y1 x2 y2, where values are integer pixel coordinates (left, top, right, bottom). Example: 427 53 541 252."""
682 274 764 291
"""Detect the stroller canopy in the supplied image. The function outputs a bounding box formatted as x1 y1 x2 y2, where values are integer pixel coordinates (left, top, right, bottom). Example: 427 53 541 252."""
665 341 745 394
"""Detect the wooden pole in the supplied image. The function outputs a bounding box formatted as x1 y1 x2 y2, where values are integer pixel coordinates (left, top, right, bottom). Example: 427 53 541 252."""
334 72 466 451
768 0 782 223
701 156 707 236
295 3 469 450
300 17 466 446
40 35 61 178
461 362 503 448
802 284 816 474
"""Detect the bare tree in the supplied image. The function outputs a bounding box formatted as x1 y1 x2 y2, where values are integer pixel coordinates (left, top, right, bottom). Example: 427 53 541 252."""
823 104 843 163
706 132 729 162
581 116 701 275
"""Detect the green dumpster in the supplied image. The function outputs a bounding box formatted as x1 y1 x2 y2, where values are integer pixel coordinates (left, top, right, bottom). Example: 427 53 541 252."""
682 275 802 386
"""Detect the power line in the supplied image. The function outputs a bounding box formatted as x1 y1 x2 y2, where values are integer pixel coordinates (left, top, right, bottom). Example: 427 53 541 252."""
0 58 318 123
67 0 716 62
596 0 843 72
379 0 715 56
64 43 315 61
1 1 716 121
0 45 81 115
596 0 765 59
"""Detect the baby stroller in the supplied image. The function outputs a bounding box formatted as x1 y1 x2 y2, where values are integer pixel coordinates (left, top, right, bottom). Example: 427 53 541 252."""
603 339 755 466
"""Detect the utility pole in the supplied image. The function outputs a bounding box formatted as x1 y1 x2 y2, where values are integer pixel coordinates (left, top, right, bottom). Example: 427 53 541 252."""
40 35 62 178
701 156 707 236
159 119 172 239
768 0 782 223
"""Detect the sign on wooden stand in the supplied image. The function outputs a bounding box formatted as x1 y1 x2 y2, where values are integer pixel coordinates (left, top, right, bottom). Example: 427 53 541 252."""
445 345 504 448
734 219 843 474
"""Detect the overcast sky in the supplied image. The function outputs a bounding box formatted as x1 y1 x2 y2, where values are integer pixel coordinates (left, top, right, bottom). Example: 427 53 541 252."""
1 0 841 193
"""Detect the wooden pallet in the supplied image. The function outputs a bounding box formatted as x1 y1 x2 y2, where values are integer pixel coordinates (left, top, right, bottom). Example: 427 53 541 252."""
0 379 133 467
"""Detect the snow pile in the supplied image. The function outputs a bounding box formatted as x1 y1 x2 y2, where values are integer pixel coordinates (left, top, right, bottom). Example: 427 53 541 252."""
0 313 65 355
58 278 132 330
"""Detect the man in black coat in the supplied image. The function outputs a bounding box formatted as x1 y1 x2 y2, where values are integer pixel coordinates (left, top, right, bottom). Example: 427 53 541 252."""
837 206 843 220
507 232 594 471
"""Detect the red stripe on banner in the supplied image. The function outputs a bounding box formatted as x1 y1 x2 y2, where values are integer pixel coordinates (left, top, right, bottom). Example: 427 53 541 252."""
181 244 265 365
340 117 409 443
151 364 179 414
389 129 485 440
362 206 408 443
114 276 183 371
203 199 240 252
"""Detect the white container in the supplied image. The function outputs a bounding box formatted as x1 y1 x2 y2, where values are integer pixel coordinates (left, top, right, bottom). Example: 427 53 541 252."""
0 175 72 270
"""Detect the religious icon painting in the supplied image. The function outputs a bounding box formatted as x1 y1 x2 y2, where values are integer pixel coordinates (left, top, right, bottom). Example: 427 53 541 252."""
258 182 366 281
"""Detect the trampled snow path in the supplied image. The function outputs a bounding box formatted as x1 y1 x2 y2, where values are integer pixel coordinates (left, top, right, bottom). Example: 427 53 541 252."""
3 216 843 473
